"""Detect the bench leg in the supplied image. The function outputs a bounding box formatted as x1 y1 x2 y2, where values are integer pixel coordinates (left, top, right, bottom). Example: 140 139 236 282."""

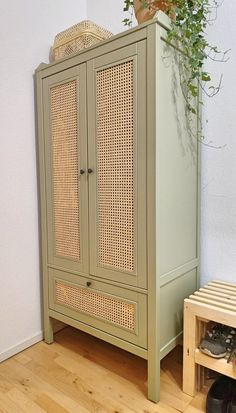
183 302 198 396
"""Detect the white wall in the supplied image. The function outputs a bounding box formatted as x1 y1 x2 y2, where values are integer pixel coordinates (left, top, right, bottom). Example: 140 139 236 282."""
201 2 236 285
87 0 127 34
0 0 87 361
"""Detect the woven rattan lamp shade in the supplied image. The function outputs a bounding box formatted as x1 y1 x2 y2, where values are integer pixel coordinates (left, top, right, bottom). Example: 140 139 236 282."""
53 20 113 60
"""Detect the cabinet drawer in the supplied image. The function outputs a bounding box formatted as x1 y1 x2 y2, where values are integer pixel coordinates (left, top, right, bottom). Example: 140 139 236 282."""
49 269 147 348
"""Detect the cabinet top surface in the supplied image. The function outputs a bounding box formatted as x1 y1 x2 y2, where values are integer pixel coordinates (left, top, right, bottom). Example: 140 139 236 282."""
36 11 170 73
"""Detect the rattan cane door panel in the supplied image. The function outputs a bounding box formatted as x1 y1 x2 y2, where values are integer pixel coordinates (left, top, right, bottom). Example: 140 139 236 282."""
43 65 89 274
48 268 147 348
87 42 147 288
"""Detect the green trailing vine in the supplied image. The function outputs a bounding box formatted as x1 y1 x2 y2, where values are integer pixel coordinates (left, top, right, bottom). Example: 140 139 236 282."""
123 0 229 142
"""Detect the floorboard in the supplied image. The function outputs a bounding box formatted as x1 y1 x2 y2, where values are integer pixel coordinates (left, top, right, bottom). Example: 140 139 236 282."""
0 327 210 413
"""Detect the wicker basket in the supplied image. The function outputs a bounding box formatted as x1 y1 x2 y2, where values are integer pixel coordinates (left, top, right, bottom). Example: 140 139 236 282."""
53 20 113 60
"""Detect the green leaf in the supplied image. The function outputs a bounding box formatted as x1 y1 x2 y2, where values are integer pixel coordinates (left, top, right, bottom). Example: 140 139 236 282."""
122 18 132 26
201 73 211 82
188 84 198 97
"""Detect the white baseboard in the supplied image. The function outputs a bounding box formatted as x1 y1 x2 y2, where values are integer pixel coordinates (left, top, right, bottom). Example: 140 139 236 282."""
0 321 67 363
0 331 43 363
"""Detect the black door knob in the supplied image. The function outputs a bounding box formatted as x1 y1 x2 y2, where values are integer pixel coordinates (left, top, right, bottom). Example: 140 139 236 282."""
80 169 85 175
88 168 93 174
86 281 92 287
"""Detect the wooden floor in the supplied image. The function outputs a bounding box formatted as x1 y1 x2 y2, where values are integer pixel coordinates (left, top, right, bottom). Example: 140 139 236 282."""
0 327 210 413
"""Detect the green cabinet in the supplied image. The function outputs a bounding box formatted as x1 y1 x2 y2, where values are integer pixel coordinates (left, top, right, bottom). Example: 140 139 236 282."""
36 13 199 402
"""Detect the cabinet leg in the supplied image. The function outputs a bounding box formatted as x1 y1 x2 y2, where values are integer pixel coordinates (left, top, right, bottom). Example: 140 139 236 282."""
183 302 198 396
44 316 54 344
147 355 160 403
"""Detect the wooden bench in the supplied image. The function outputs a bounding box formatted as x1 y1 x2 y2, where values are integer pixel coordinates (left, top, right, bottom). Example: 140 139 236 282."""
183 280 236 396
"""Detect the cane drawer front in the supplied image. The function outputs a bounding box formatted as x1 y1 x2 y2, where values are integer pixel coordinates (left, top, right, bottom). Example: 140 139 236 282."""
49 269 147 348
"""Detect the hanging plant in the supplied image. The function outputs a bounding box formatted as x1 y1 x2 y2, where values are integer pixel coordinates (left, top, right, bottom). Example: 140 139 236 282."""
123 0 229 142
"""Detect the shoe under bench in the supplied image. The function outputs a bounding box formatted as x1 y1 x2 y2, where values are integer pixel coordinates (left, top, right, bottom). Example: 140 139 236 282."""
183 280 236 396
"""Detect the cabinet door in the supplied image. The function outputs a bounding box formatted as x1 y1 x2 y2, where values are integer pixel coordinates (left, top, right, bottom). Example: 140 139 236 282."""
87 42 147 288
43 65 89 274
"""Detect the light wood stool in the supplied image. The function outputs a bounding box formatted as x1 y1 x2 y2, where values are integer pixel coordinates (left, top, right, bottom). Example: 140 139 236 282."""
183 280 236 396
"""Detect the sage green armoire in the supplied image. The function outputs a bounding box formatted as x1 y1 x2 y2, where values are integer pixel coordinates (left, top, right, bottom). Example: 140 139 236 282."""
36 13 199 402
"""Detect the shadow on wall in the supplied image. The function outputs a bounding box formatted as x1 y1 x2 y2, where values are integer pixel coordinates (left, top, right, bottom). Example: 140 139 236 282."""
162 41 198 166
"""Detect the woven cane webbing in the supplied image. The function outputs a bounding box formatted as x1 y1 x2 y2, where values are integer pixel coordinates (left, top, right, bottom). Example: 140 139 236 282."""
50 81 80 261
55 280 135 331
96 60 135 273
